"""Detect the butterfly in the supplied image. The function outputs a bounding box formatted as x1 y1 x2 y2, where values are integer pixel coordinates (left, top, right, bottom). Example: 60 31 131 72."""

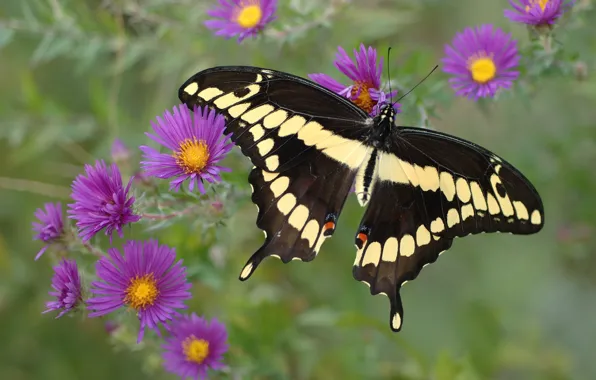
178 66 544 332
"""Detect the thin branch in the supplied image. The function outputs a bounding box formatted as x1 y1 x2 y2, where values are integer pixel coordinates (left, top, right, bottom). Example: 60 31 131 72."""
418 104 430 128
59 140 96 165
48 0 66 20
264 0 348 40
141 205 198 221
0 177 70 198
0 19 126 52
108 9 126 136
81 241 104 258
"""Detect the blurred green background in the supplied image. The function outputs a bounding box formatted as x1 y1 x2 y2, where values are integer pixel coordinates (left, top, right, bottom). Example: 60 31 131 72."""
1 0 595 379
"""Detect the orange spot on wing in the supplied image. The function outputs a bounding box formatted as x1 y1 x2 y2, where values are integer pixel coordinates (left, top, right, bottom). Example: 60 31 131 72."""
323 221 336 236
357 232 368 246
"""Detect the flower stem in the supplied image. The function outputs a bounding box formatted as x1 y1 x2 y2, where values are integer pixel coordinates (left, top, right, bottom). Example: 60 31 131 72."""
142 206 197 221
81 241 104 258
265 0 348 40
0 177 70 198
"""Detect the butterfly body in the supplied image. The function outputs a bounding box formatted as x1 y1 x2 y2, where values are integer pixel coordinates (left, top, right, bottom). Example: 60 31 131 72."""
179 65 544 332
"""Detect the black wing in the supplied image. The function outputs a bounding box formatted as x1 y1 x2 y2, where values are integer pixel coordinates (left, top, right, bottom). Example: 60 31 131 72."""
178 66 372 173
240 155 355 280
353 127 544 331
178 66 371 276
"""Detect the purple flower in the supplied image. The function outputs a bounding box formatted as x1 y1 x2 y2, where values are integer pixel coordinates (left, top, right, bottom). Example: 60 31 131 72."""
140 105 233 193
205 0 277 42
162 313 228 379
43 259 82 318
67 160 140 242
87 240 192 342
504 0 574 26
32 202 64 260
105 320 120 335
441 25 520 100
111 138 130 163
309 44 399 116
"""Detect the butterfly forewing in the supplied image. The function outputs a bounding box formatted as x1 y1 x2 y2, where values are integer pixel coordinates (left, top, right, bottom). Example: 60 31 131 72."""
179 66 371 279
352 126 544 330
179 66 372 173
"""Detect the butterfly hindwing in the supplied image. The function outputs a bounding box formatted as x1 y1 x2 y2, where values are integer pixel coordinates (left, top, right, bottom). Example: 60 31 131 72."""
354 181 455 331
239 154 357 280
179 66 372 173
353 127 544 331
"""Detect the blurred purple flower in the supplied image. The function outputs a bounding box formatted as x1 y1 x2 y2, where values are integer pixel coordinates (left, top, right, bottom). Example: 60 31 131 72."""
67 160 140 242
441 25 520 100
162 313 228 379
504 0 574 26
104 320 120 335
140 105 233 193
43 259 82 318
205 0 277 42
32 202 64 260
111 138 130 163
87 240 192 343
309 44 399 116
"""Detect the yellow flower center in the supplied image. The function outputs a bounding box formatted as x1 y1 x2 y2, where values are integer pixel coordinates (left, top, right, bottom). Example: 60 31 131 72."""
236 4 262 28
525 0 549 12
174 138 210 174
469 57 497 84
350 82 375 114
182 336 210 364
124 274 159 310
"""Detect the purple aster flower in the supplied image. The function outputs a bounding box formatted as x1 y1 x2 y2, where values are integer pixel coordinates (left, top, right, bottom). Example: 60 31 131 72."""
162 313 228 379
32 202 64 260
441 25 520 100
67 160 141 242
140 105 233 193
205 0 277 42
308 44 399 116
87 240 192 343
111 138 130 163
43 259 82 318
504 0 574 26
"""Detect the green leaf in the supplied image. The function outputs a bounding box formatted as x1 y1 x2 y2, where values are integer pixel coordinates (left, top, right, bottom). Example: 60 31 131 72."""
0 28 14 49
435 350 462 380
297 307 339 327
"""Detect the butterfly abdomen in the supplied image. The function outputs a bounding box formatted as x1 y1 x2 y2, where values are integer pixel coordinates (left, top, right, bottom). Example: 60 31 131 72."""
354 149 379 207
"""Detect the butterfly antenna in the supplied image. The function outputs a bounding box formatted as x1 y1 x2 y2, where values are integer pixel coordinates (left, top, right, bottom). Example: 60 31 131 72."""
395 64 439 103
386 47 393 104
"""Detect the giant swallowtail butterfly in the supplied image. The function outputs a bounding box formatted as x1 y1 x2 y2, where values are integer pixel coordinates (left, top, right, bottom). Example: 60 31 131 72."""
178 66 544 332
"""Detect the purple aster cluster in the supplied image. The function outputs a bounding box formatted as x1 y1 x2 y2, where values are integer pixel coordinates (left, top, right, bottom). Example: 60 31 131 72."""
140 104 233 193
309 44 399 117
504 0 574 26
67 160 140 242
205 0 277 42
162 313 229 379
442 25 520 99
43 259 82 318
87 239 192 342
32 202 64 260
